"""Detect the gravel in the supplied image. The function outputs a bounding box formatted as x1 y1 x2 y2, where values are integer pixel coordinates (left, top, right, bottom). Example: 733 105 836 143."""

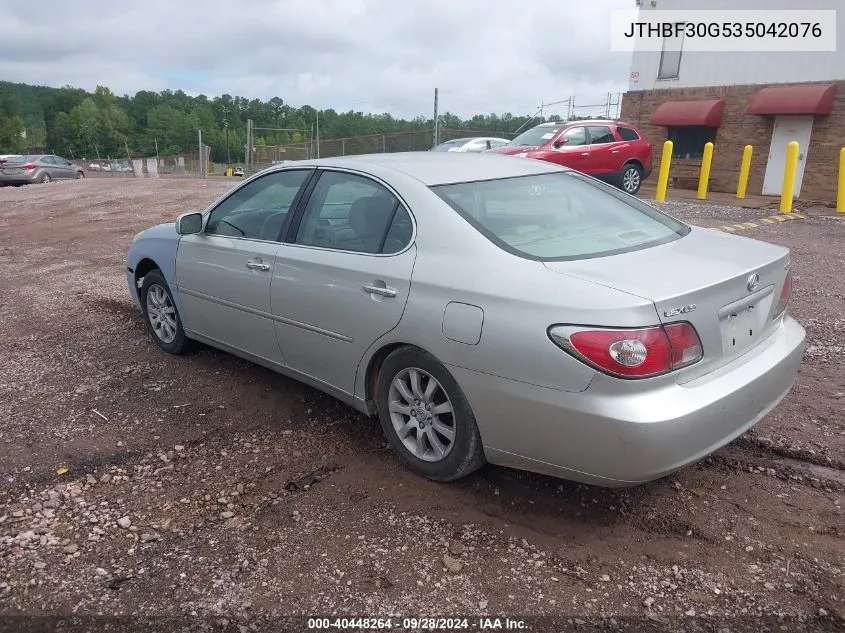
0 179 842 629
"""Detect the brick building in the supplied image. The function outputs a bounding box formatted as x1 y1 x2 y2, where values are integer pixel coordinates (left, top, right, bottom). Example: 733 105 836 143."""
620 0 845 202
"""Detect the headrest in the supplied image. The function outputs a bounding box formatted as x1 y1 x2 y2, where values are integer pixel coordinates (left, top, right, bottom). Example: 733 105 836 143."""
349 195 397 237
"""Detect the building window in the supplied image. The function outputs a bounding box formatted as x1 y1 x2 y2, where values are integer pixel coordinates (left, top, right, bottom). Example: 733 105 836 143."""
658 27 684 79
667 126 717 160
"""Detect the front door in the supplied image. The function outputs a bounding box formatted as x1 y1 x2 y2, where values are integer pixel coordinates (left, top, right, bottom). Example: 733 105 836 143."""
271 169 417 395
762 115 813 197
548 125 590 172
175 168 313 365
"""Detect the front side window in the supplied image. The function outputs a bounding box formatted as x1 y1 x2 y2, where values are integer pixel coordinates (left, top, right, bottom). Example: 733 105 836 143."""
667 126 717 159
560 127 588 146
205 169 311 241
295 171 412 254
432 172 688 261
587 126 616 144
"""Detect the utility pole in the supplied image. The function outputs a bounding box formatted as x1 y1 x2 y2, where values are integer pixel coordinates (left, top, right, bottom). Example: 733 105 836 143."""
432 88 439 148
245 120 251 174
224 119 231 176
198 130 204 179
316 110 320 159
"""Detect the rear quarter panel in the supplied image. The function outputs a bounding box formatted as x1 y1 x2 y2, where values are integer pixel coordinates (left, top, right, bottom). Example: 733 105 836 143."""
352 187 663 401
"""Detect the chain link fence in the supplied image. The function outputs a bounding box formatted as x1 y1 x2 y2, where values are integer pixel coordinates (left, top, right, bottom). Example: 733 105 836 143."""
247 128 516 174
64 128 522 179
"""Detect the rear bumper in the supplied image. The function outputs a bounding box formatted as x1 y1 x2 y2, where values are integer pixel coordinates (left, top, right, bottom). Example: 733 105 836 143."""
450 315 806 486
0 174 39 185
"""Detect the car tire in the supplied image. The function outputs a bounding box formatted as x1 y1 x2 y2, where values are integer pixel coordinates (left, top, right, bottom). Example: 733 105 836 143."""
76 171 84 179
40 173 51 184
376 346 485 482
619 163 642 195
140 270 191 355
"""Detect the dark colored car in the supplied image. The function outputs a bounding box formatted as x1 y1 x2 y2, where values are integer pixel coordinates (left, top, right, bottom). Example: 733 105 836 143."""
0 154 85 186
486 121 653 195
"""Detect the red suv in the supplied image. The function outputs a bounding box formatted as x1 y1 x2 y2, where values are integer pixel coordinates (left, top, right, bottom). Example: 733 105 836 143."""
486 121 653 195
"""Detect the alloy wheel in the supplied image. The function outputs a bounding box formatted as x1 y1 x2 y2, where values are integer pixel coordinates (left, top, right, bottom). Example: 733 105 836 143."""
145 284 178 344
387 367 456 462
623 167 640 193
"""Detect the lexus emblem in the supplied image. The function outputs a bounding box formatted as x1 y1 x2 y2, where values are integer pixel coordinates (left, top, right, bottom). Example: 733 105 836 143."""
747 273 760 292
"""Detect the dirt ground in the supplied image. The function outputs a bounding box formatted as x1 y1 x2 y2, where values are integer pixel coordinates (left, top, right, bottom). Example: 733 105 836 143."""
0 178 843 633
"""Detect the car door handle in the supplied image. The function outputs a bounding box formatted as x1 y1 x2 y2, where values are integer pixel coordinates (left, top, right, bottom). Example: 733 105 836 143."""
246 261 270 271
363 284 397 298
611 150 620 154
581 152 590 156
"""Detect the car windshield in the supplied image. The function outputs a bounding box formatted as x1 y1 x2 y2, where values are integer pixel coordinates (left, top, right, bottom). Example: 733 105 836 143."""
431 172 689 261
509 126 562 147
431 139 470 151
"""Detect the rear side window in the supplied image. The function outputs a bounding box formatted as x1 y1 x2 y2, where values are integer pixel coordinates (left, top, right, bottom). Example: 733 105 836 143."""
587 126 616 144
617 126 640 141
431 172 689 261
295 171 413 254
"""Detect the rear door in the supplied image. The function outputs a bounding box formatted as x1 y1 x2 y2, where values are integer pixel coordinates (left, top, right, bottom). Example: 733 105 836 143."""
175 168 314 365
40 156 62 179
271 168 417 395
583 125 624 176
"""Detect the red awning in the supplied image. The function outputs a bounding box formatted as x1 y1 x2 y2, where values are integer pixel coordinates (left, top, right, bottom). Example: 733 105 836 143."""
649 99 725 127
747 84 836 116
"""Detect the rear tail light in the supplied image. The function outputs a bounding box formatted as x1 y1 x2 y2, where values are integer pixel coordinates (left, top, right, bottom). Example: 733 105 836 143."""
773 269 793 319
21 163 37 170
549 323 703 379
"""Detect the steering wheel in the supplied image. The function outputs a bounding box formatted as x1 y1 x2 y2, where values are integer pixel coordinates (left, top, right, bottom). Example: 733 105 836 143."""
260 212 285 240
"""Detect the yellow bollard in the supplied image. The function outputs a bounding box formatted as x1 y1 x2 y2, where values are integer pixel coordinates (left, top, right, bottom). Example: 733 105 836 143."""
697 142 714 200
837 147 845 213
655 140 673 202
736 145 753 199
780 141 799 213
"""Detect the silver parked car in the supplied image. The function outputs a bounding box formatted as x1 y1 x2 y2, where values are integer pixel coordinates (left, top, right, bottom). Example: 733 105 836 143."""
126 153 805 486
0 154 85 186
431 137 511 153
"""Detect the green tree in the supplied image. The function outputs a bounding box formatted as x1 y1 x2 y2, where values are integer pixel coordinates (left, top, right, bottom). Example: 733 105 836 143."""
0 115 26 153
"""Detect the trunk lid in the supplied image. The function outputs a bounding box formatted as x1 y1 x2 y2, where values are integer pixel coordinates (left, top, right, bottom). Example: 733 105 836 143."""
543 227 791 380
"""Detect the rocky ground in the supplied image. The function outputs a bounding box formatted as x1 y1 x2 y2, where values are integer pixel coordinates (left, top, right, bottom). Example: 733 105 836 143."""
0 179 843 633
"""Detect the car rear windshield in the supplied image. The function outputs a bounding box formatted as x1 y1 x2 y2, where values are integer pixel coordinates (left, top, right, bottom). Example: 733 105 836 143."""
509 126 562 147
431 172 690 261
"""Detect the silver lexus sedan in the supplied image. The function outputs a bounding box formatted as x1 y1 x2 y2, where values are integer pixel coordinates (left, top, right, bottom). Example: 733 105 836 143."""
125 152 805 487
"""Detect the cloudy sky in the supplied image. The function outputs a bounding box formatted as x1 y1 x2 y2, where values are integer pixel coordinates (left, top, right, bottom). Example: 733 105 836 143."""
0 0 634 119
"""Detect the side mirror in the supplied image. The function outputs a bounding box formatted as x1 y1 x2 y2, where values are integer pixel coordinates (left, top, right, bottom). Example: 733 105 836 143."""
176 212 203 235
553 137 569 148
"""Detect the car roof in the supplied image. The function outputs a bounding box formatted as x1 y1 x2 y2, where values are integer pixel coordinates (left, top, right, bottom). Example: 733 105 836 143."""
303 152 566 186
534 119 620 127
